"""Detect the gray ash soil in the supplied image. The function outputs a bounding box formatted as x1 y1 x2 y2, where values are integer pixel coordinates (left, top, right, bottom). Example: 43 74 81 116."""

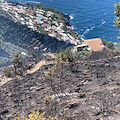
1 55 120 120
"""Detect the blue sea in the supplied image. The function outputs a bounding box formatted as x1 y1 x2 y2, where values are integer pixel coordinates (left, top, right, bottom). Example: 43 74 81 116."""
16 0 119 43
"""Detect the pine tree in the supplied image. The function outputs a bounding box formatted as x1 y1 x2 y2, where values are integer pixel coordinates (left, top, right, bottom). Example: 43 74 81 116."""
114 1 120 29
11 53 22 74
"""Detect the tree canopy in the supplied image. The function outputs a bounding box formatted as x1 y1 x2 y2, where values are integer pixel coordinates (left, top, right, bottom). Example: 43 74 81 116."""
114 1 120 29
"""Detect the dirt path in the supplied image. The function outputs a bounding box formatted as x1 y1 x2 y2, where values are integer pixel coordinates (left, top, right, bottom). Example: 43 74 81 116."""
26 53 56 74
0 75 13 86
0 53 57 86
26 60 56 74
26 60 47 74
0 60 55 86
43 53 57 59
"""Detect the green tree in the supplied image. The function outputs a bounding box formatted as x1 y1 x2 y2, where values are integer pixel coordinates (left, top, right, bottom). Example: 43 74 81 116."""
114 1 120 29
56 52 74 63
11 53 22 74
3 67 11 77
102 39 114 49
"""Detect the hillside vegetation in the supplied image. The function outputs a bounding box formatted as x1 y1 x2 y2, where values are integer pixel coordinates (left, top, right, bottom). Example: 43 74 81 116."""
0 14 69 66
0 0 83 66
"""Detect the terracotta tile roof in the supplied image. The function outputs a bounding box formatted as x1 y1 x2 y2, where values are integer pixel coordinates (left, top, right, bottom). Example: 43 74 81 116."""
29 10 34 15
83 38 104 51
66 26 72 29
26 9 34 15
52 31 57 35
42 23 46 27
23 8 26 11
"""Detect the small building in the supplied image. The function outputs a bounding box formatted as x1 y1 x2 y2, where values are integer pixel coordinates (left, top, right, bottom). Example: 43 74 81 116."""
77 44 90 51
72 44 90 53
83 38 104 52
66 26 72 29
26 9 34 15
72 38 104 53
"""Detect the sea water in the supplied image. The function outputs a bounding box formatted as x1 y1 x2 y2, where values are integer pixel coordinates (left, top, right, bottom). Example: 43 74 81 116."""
16 0 119 43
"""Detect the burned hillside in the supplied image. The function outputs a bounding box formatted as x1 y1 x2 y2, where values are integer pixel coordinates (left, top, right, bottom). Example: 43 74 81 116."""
1 54 120 120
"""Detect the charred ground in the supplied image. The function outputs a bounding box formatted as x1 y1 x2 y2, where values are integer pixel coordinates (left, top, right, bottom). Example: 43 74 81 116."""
1 54 120 120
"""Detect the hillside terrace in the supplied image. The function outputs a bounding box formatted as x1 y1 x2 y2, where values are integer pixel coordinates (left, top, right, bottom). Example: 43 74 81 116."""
0 1 80 45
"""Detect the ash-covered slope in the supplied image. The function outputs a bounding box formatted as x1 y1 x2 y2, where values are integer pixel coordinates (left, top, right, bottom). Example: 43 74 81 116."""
1 55 120 120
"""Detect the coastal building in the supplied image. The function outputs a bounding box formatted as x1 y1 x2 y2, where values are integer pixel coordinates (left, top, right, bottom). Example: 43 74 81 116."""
72 38 104 53
83 38 104 51
26 9 34 15
67 26 72 29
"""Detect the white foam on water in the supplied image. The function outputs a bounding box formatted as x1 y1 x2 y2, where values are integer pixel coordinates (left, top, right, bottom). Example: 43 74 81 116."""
85 19 90 21
79 35 86 40
71 25 74 29
84 28 90 35
80 25 95 39
28 1 41 4
69 14 74 20
98 20 106 27
21 52 27 56
90 26 95 30
83 26 95 35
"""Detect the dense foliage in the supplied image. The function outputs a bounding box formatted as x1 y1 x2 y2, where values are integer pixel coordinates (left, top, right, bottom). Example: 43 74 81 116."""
0 15 39 48
102 39 114 49
114 1 120 29
114 1 120 39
